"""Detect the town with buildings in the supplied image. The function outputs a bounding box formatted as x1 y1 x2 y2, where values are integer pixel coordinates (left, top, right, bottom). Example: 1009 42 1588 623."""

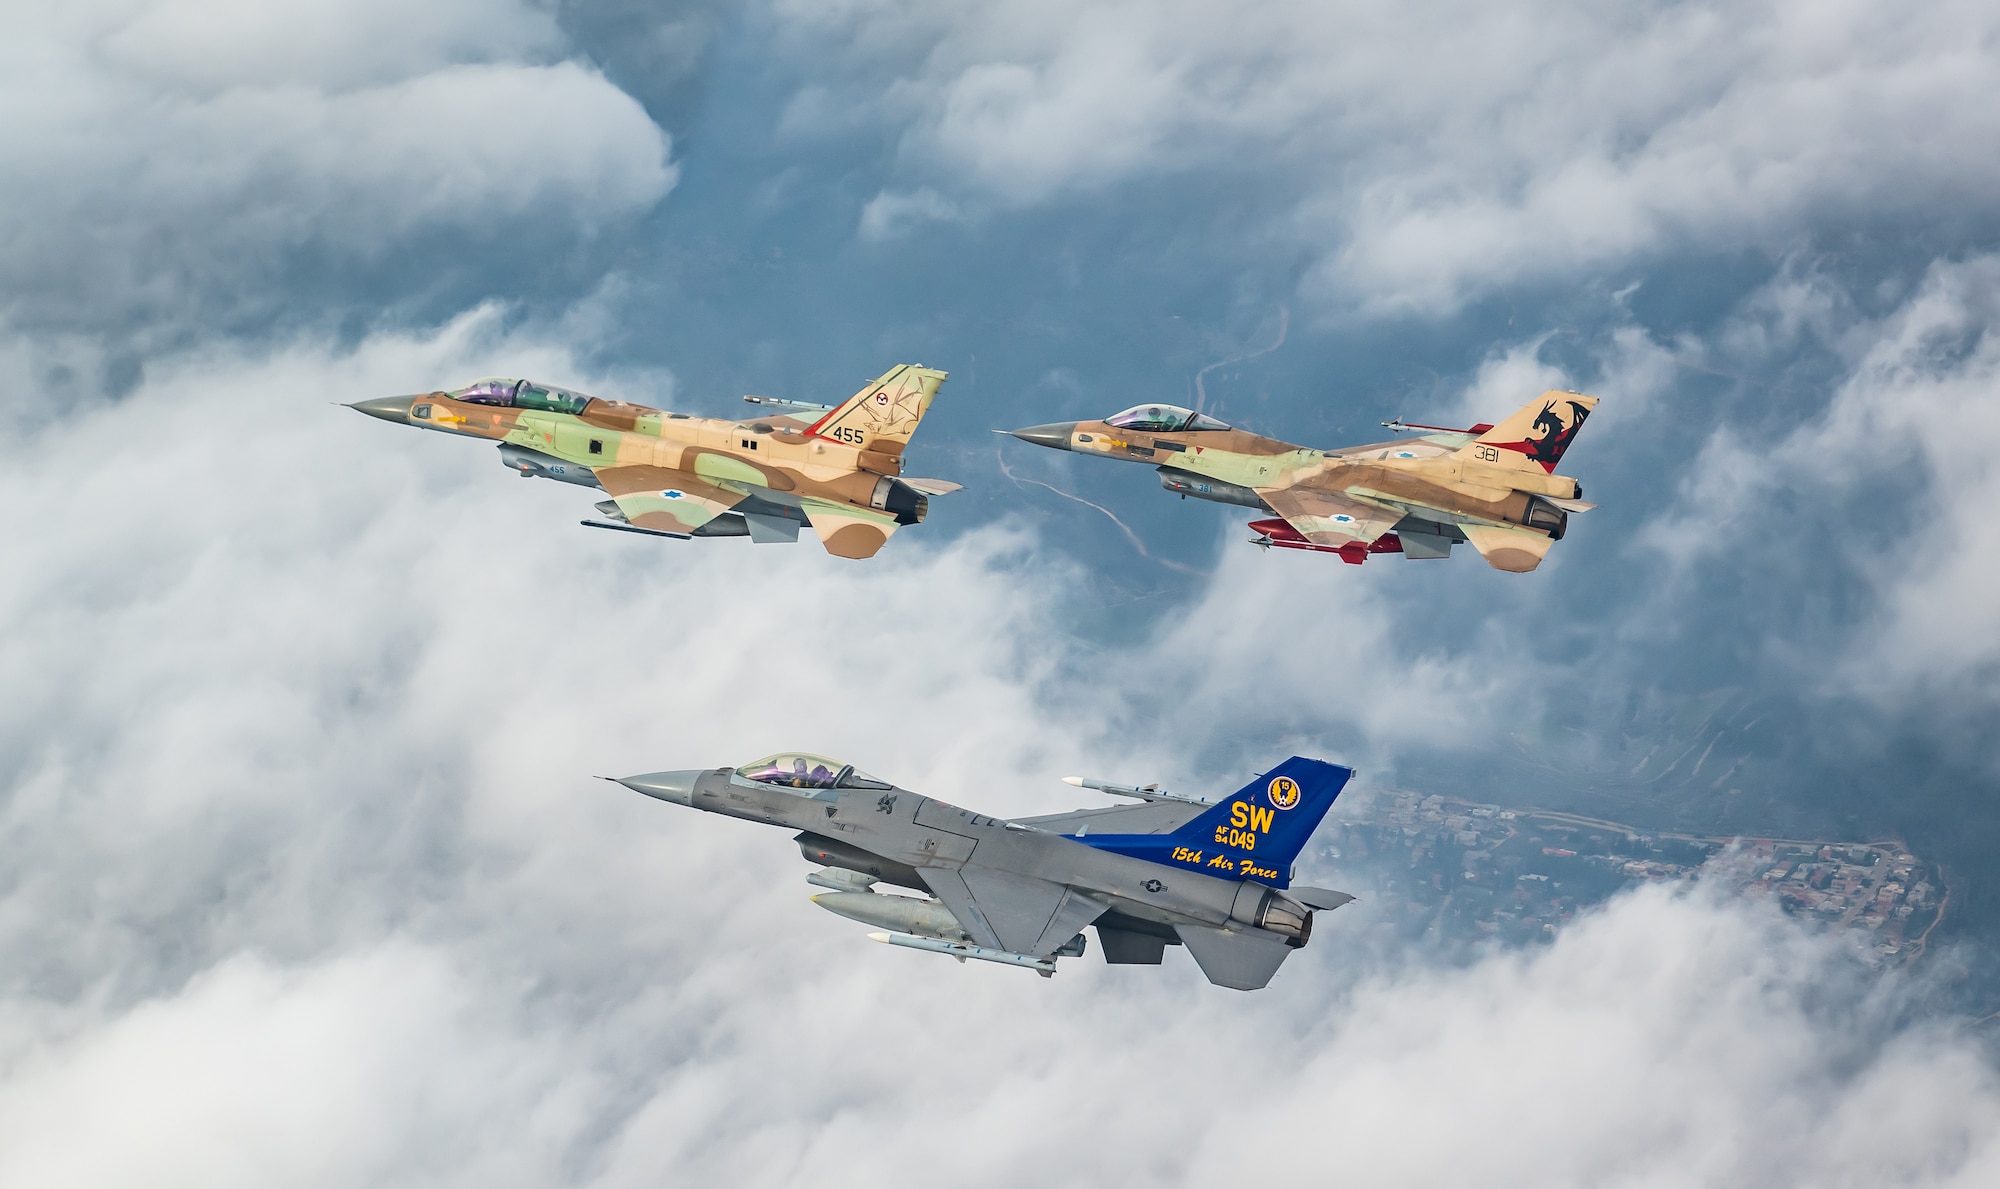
1316 791 1947 967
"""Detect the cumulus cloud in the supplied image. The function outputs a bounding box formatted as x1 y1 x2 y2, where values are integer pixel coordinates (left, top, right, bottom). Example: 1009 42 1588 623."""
0 0 674 341
857 187 962 240
768 0 2000 310
1636 253 2000 711
1 315 1995 1184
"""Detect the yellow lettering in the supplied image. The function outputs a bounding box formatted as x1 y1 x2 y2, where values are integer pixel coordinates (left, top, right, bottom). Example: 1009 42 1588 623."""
1213 826 1228 843
1248 805 1274 834
1230 802 1249 829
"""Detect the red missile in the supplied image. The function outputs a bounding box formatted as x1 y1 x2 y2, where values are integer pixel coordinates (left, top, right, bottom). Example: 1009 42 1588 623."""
1248 518 1403 565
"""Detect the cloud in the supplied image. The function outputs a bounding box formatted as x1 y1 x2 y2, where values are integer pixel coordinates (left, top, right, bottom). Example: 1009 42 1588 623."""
767 0 2000 310
2 314 1996 1183
1634 253 2000 713
0 0 674 342
857 187 962 240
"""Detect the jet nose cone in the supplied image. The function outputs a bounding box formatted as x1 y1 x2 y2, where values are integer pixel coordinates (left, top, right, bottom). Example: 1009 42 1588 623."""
1006 422 1078 451
615 770 703 806
347 395 417 424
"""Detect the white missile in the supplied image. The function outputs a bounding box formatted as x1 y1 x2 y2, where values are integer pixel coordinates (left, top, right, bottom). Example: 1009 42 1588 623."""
1061 775 1210 806
866 931 1058 977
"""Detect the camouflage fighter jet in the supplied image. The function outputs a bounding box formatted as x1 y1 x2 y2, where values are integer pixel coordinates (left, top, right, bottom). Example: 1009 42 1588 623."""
349 365 958 559
614 752 1355 989
1006 390 1598 571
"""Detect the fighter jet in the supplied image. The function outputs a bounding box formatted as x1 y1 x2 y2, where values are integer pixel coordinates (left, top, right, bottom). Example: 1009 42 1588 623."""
1006 390 1598 571
615 753 1356 990
349 365 959 558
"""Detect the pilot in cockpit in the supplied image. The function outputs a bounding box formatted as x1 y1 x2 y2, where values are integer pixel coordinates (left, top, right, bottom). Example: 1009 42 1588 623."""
786 757 835 788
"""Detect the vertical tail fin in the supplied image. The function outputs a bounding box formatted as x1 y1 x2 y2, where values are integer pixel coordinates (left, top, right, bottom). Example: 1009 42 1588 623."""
1070 757 1351 887
1456 390 1598 473
806 364 947 458
1163 758 1351 883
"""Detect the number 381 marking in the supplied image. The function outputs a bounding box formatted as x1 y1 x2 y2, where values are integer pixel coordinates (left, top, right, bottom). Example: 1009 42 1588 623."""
1474 445 1500 462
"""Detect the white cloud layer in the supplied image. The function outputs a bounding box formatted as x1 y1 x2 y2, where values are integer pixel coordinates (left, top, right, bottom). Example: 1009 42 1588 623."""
2 316 1997 1184
1641 253 2000 709
772 0 2000 310
0 0 673 335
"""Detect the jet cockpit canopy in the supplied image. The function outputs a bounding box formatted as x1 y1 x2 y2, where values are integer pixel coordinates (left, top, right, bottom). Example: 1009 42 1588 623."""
448 378 593 415
1105 404 1231 432
452 378 524 405
735 752 893 791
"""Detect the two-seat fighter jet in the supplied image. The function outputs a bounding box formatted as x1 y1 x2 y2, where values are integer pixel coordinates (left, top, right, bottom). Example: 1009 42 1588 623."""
1007 390 1598 571
616 753 1356 990
349 365 958 558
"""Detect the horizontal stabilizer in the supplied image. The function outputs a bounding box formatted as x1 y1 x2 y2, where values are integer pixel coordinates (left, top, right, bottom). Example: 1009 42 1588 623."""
801 499 900 559
1176 923 1293 990
1290 887 1356 911
1460 524 1555 573
900 477 964 496
1540 496 1596 513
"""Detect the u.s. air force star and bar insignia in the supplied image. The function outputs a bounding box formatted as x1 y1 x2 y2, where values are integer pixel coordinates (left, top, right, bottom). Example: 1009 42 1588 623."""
1267 775 1300 810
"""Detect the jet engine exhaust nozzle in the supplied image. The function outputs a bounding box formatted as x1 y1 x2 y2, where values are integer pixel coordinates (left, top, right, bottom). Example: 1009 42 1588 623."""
868 477 929 525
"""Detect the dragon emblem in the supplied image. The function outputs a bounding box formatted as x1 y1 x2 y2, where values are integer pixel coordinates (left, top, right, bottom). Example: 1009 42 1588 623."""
1522 399 1591 466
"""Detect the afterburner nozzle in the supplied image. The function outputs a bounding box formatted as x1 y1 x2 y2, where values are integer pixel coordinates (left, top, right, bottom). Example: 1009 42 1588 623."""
1005 422 1078 451
347 395 418 425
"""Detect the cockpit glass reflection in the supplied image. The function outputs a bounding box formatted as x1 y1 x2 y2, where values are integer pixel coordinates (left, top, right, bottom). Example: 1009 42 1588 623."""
735 753 892 790
452 378 523 406
1104 404 1229 433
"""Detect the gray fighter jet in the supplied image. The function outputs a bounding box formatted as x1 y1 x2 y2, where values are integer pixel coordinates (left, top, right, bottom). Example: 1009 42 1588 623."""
615 752 1356 989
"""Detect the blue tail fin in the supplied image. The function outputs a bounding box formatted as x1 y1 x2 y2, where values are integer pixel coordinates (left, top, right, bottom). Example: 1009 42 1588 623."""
1070 756 1352 888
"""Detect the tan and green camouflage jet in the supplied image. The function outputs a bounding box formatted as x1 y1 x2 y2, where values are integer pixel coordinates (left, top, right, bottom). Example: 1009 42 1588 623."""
1006 390 1599 571
350 365 957 558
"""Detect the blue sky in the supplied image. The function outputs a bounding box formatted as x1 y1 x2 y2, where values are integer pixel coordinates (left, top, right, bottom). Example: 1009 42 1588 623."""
6 2 2000 1183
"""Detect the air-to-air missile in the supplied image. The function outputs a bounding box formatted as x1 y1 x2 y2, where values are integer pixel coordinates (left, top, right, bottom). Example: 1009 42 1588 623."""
614 751 1356 990
866 932 1072 976
1005 391 1599 571
349 365 961 559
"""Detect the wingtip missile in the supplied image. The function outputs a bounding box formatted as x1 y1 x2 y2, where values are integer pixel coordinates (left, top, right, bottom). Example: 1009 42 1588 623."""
1380 416 1492 436
743 394 836 413
1063 775 1209 806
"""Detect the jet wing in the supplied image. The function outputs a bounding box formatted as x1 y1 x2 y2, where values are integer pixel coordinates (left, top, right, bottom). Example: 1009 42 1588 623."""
920 867 1108 956
593 465 743 534
1257 483 1401 549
